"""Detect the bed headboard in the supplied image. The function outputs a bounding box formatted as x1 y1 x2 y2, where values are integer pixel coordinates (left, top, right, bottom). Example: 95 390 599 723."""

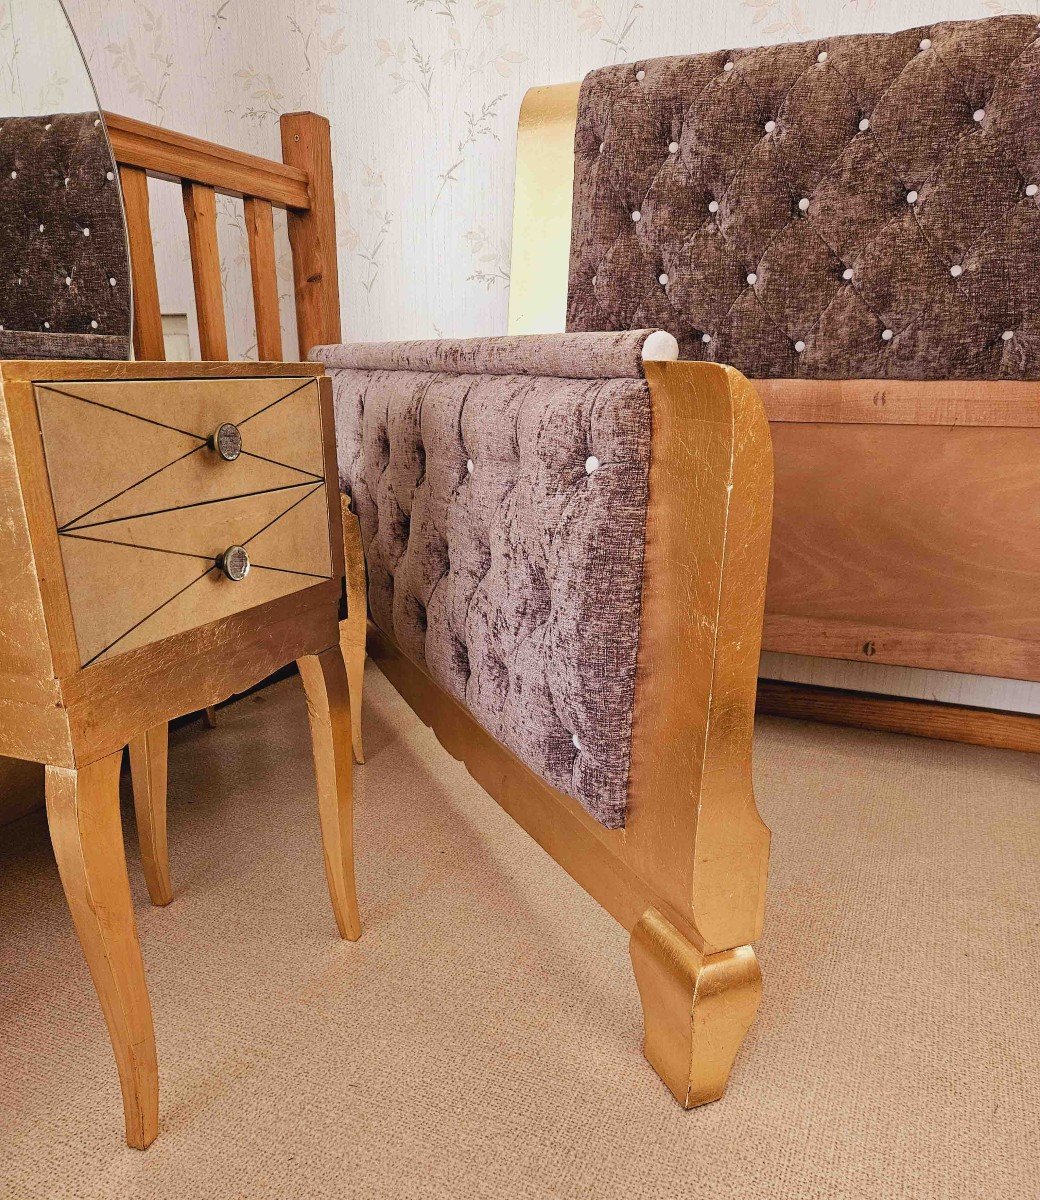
508 15 1040 748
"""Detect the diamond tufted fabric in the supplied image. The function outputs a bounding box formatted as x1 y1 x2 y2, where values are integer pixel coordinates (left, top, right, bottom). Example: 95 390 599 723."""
313 331 664 828
568 16 1040 379
0 113 130 360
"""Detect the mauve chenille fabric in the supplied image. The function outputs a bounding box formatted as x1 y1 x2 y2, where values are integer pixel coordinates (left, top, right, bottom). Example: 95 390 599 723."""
0 113 130 359
314 332 660 828
567 15 1040 379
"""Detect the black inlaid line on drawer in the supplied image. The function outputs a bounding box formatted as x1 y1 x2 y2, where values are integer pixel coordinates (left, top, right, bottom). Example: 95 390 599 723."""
242 481 325 546
240 449 324 482
39 385 208 440
58 442 208 532
82 565 218 668
66 480 319 532
59 531 216 561
237 377 315 425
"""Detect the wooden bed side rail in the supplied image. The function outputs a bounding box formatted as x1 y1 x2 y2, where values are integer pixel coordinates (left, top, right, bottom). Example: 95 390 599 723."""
106 110 341 363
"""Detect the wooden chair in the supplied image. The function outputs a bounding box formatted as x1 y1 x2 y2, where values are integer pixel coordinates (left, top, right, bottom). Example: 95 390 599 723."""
98 112 366 903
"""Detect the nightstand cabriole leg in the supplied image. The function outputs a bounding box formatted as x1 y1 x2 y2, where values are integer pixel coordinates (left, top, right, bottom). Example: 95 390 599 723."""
129 724 172 906
341 493 367 765
298 648 362 941
45 751 159 1149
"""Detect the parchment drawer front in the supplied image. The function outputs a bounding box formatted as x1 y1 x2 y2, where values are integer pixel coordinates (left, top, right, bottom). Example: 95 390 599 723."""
35 376 333 667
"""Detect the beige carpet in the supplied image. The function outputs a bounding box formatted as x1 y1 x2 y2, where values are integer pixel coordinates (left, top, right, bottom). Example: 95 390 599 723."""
1 665 1038 1199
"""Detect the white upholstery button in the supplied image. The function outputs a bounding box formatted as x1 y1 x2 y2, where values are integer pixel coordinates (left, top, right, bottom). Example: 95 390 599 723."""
919 38 932 50
90 320 98 329
571 733 581 751
794 340 806 353
599 142 605 154
950 264 963 278
1026 184 1038 197
882 329 894 341
43 321 50 329
842 268 854 281
746 272 758 285
658 272 668 285
9 170 15 179
108 276 117 286
906 190 918 204
764 120 776 133
973 109 985 123
635 69 645 81
38 223 44 232
94 118 101 127
798 197 810 212
631 210 641 221
668 141 679 154
723 60 734 72
83 227 90 237
859 118 871 132
708 199 719 213
64 275 72 286
1002 330 1015 341
44 122 52 131
106 171 114 181
585 456 600 474
466 459 474 474
701 332 712 344
817 51 828 63
591 275 597 286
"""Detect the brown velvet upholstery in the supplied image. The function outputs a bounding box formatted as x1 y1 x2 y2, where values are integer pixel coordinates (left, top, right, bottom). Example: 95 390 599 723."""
567 15 1040 380
0 113 130 359
314 331 663 828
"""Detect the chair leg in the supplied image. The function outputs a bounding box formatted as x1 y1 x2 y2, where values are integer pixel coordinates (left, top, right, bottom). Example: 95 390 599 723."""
45 751 159 1149
298 646 362 941
341 493 367 765
129 724 172 906
630 908 761 1108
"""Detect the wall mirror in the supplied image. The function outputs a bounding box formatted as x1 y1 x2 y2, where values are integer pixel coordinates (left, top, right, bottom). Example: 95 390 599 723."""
0 0 131 359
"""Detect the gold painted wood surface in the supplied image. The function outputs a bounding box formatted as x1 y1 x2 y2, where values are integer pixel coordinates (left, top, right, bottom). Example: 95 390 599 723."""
507 82 580 336
45 750 159 1149
31 375 331 668
2 359 352 1146
340 495 367 764
298 648 361 941
630 909 761 1108
129 724 172 907
369 360 772 959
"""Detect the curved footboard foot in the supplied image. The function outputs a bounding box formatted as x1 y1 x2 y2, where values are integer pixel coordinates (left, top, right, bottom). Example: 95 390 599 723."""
630 909 761 1108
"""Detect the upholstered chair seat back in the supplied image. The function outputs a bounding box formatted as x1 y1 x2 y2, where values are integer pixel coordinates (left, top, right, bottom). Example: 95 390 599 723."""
0 113 130 359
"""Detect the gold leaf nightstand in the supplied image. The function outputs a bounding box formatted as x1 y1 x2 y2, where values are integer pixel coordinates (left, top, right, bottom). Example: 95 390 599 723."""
0 359 359 1148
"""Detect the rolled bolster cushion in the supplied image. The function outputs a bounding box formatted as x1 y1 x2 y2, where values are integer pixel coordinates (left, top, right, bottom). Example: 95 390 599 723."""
311 328 678 379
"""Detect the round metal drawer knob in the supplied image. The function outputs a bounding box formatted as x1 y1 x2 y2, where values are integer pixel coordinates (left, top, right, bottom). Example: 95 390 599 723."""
218 545 251 581
210 422 242 461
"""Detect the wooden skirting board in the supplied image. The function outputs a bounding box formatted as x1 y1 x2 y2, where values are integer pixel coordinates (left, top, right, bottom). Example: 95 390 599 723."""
757 680 1040 754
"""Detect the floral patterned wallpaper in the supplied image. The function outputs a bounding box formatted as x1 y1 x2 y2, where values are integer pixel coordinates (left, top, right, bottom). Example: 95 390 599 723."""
60 0 1040 712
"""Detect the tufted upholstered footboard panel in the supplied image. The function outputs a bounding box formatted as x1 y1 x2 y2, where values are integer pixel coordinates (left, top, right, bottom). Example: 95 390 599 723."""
314 329 680 828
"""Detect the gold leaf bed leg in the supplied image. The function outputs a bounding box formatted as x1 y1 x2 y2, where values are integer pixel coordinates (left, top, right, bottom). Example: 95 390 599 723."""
340 494 367 765
630 909 762 1108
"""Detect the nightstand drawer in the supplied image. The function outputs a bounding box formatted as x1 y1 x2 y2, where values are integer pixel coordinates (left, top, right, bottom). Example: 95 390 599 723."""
35 375 333 667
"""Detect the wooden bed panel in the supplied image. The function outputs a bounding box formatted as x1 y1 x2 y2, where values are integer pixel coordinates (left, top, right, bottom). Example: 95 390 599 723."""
764 422 1040 679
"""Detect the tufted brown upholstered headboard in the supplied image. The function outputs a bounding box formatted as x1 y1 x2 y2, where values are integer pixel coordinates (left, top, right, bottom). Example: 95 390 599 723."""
566 15 1039 381
0 113 130 359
